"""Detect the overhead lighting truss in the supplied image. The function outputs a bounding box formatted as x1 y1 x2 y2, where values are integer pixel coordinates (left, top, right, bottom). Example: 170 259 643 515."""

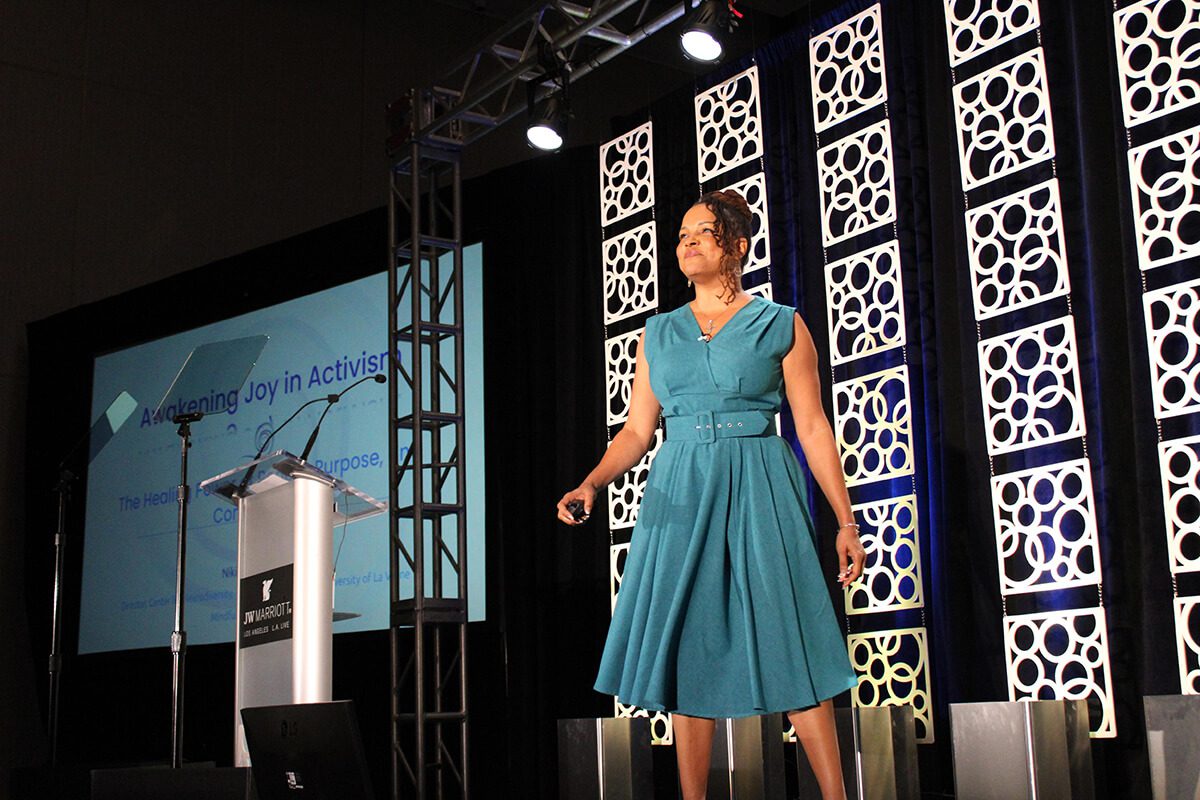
387 0 689 157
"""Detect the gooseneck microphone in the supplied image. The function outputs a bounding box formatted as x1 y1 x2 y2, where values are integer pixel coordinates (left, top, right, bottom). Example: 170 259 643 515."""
298 374 387 463
234 394 331 497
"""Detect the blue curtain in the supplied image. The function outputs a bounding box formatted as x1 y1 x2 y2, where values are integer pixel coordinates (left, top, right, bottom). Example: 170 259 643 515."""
611 1 1174 794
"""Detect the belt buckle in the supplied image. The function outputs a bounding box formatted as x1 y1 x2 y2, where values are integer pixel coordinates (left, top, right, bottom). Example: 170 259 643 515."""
695 410 715 443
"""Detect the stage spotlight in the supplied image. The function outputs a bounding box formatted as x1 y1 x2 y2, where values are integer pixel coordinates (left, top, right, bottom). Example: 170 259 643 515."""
680 0 736 63
526 93 567 152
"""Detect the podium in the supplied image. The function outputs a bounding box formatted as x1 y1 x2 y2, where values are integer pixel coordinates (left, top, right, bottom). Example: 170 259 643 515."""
201 450 386 766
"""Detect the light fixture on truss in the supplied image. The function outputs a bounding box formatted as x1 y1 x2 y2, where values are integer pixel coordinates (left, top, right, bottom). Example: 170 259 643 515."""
526 41 571 152
527 91 569 151
680 0 741 63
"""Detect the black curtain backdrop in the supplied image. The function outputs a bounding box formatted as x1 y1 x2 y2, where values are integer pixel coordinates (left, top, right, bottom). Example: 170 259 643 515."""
18 2 1183 798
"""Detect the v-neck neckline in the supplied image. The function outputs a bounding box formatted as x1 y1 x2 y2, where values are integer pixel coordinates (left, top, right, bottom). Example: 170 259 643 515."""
688 295 759 343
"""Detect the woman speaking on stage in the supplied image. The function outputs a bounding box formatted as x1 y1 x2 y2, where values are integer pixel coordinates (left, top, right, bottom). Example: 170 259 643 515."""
557 189 866 800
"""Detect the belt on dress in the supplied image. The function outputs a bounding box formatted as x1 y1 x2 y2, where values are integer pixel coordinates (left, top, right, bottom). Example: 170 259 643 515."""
664 409 777 443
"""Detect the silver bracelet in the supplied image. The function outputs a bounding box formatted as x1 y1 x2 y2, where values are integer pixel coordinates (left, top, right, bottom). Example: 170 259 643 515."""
837 521 859 531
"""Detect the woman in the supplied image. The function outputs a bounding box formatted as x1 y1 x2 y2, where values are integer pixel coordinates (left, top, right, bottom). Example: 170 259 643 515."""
557 189 865 800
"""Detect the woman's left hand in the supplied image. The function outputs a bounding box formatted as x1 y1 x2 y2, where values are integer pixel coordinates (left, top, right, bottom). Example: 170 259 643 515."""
836 527 867 587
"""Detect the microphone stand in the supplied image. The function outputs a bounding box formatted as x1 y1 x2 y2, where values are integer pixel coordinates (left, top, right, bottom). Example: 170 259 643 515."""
170 411 203 768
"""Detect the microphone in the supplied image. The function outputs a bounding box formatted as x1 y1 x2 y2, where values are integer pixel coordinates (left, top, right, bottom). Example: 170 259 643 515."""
299 374 386 463
234 395 331 497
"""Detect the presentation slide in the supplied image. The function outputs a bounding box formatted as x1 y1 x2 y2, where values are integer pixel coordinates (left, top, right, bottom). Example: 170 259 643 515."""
79 246 486 654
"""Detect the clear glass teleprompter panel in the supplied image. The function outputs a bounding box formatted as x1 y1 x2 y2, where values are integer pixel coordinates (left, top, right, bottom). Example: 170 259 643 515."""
152 335 269 423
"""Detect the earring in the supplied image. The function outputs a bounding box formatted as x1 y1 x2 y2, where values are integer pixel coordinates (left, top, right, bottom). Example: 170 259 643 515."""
687 279 693 288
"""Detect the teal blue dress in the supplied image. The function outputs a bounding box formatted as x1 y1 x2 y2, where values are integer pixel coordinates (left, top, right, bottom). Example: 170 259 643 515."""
594 296 858 718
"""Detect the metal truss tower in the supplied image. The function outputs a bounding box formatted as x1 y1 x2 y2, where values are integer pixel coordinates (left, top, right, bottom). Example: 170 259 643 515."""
386 3 690 797
388 93 469 800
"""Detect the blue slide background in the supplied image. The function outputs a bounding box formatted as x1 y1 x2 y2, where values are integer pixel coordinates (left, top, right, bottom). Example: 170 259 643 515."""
79 246 485 653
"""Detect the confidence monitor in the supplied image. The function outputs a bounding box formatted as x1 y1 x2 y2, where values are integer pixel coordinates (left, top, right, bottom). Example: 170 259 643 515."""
241 701 374 800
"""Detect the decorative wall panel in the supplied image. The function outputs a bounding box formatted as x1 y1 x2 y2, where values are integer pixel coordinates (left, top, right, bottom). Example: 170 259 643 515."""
746 282 774 300
809 4 887 132
965 178 1071 320
1176 597 1200 694
603 222 659 325
695 66 763 184
817 119 898 246
600 122 655 226
607 429 664 530
825 239 907 364
720 171 772 275
990 458 1101 595
943 0 1042 67
1144 277 1200 419
609 543 629 614
1113 0 1200 128
833 365 914 487
978 317 1087 455
605 328 643 426
953 48 1056 190
614 703 673 746
1003 607 1117 737
847 627 933 743
1158 434 1200 574
844 494 924 614
1127 124 1200 271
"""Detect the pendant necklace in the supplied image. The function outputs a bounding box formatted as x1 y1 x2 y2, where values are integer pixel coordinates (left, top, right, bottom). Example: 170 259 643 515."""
695 302 735 343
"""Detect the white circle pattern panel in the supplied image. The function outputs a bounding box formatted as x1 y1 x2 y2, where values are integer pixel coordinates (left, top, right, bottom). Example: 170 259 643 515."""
614 702 673 745
1175 597 1200 694
605 328 643 426
694 66 764 184
825 239 907 365
719 171 772 275
609 542 629 614
942 0 1041 68
817 119 898 247
603 222 659 325
1157 434 1200 574
1003 607 1117 737
953 48 1056 190
746 281 774 300
1127 124 1200 270
847 627 933 743
844 495 924 615
607 428 664 530
833 364 914 487
600 122 655 226
809 4 888 132
965 178 1071 321
977 316 1087 455
1143 277 1200 419
989 458 1101 595
1113 0 1200 128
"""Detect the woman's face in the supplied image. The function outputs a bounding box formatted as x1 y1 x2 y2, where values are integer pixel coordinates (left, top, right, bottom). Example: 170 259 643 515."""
676 204 722 281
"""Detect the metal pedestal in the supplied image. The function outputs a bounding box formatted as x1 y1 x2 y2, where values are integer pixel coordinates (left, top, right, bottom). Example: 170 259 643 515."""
556 717 653 800
950 699 1094 800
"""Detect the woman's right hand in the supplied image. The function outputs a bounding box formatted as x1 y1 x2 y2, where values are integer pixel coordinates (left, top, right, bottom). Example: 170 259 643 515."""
556 483 597 526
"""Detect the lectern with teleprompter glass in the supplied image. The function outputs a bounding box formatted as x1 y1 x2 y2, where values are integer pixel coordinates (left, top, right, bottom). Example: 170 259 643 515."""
201 450 386 767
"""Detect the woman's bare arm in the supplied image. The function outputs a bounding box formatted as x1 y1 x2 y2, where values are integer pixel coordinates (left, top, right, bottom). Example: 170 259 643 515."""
781 312 866 585
557 333 662 525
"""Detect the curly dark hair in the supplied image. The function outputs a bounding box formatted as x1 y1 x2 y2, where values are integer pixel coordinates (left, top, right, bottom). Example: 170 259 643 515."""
696 189 753 301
